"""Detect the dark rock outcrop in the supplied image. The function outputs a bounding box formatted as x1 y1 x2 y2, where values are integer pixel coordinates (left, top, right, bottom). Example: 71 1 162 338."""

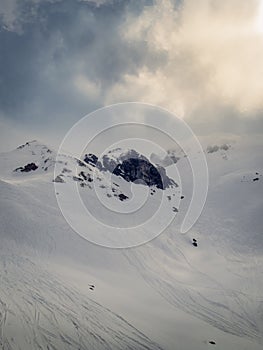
14 163 38 173
82 149 176 190
118 193 129 201
112 158 174 189
192 239 198 247
84 153 98 167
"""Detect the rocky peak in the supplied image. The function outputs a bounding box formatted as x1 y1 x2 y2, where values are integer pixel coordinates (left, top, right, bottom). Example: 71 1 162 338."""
83 148 177 190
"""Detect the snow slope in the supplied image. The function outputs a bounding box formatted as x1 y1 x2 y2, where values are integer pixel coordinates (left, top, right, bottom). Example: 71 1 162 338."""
0 138 263 350
0 251 162 350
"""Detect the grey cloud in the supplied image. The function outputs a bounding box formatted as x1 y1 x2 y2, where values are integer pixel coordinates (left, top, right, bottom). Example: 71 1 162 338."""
0 0 162 129
0 0 262 152
103 0 263 136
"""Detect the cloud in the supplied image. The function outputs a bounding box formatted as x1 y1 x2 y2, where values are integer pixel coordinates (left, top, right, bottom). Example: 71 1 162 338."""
0 0 131 124
105 0 263 129
0 0 19 32
74 75 101 99
0 0 161 124
0 0 262 149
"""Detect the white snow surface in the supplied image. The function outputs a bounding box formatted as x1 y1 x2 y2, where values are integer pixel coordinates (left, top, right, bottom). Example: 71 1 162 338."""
0 139 263 350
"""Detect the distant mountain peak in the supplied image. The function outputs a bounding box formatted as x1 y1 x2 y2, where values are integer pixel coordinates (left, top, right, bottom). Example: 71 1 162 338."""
16 139 53 152
17 140 38 149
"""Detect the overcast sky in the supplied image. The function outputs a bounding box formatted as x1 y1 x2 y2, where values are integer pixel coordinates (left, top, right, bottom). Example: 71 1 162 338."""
0 0 263 151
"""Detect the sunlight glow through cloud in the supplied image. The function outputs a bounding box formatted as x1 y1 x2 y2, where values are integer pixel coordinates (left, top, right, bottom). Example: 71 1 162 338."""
256 0 263 33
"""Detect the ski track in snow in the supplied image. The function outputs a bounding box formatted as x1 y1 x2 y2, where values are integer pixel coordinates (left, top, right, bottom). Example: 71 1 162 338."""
0 139 263 349
0 254 162 350
123 146 263 345
126 244 263 343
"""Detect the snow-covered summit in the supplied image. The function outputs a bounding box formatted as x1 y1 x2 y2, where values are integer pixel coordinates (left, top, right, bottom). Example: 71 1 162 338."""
0 140 55 180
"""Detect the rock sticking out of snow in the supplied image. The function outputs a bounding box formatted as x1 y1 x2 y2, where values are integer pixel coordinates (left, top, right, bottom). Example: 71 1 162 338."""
14 162 38 173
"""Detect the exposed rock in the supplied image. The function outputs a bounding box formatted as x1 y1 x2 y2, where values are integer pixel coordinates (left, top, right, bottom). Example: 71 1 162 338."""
207 144 230 153
53 175 65 183
77 159 87 167
16 140 38 149
207 145 220 153
101 154 118 172
81 149 176 190
84 153 98 167
62 167 72 173
220 143 230 151
113 158 175 190
14 162 38 173
73 176 82 182
78 171 93 182
79 171 87 180
119 193 129 201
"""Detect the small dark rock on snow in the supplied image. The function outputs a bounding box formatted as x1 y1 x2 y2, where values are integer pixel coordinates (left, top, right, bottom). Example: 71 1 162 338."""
192 239 198 247
14 162 38 173
119 193 129 201
208 340 216 345
53 175 65 183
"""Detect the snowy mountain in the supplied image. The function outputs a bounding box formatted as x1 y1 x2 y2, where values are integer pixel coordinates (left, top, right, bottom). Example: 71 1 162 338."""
0 138 263 350
79 148 177 189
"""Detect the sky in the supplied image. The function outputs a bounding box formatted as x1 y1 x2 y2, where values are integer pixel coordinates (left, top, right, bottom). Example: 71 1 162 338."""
0 0 263 151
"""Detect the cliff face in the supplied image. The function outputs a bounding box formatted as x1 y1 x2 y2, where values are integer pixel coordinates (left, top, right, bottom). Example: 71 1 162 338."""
113 158 175 189
84 149 177 189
